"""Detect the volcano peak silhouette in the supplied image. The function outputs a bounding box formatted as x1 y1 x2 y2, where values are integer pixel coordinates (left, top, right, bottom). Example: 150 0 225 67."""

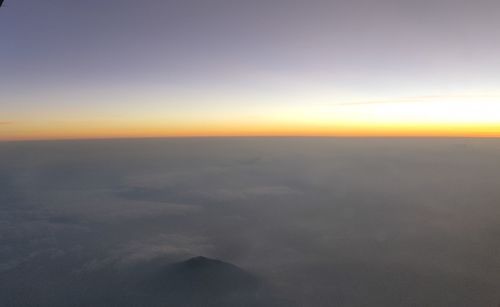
182 256 228 268
137 256 275 306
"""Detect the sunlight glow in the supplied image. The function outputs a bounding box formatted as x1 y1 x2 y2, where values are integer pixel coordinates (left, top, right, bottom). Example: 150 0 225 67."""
2 95 500 140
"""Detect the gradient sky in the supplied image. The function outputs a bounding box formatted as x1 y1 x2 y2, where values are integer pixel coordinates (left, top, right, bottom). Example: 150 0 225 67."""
1 0 500 140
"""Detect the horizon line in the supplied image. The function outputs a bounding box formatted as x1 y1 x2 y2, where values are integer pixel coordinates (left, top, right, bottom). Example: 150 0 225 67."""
2 134 500 143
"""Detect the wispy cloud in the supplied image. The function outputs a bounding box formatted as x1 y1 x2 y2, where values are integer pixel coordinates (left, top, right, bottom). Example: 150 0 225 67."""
332 94 500 106
0 121 12 125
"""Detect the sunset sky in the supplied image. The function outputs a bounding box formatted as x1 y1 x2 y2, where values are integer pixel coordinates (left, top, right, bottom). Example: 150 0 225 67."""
1 0 500 140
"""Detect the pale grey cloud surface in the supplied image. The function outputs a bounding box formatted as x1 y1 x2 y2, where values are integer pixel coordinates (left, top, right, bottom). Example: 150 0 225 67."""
1 138 500 306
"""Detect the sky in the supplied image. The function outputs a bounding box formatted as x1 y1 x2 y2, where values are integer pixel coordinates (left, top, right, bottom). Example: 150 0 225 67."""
1 0 500 140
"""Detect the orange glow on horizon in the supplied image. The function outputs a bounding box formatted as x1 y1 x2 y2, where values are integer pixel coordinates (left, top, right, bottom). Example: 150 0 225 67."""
2 95 500 141
2 121 500 141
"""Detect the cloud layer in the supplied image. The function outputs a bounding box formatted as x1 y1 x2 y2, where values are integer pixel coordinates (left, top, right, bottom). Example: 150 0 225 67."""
1 138 500 306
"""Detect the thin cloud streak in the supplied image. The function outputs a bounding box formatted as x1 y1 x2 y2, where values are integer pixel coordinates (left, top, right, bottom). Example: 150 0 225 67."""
331 95 500 106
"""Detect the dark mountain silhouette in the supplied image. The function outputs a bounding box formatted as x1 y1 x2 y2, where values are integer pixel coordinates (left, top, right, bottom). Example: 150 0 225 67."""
141 256 274 306
153 256 260 289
